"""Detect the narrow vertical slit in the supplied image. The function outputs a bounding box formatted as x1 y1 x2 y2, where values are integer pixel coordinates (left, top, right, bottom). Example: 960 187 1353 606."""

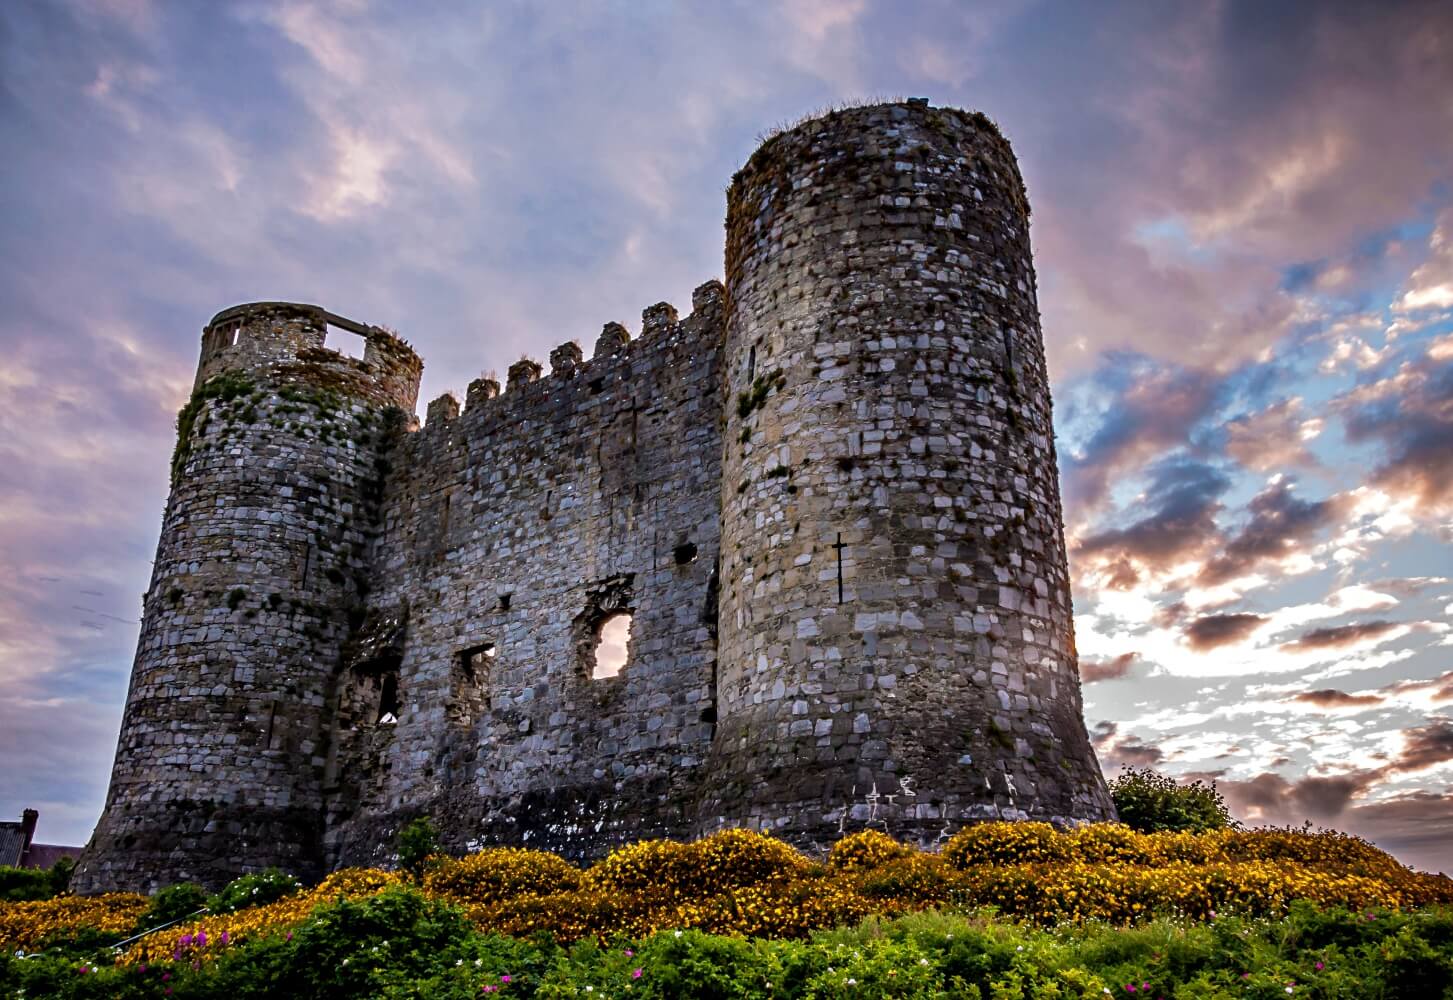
833 532 846 604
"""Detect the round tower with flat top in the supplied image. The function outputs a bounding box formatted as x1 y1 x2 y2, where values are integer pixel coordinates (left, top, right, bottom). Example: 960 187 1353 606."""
701 100 1115 843
74 303 421 893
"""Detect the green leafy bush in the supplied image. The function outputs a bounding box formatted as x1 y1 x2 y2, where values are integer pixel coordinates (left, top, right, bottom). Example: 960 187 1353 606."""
135 882 208 930
1110 766 1234 833
5 897 1453 999
0 858 73 901
396 816 441 882
206 868 302 915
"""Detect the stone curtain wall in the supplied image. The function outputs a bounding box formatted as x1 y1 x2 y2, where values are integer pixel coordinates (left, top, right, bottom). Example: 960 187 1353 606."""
703 101 1115 845
75 306 422 893
323 283 726 867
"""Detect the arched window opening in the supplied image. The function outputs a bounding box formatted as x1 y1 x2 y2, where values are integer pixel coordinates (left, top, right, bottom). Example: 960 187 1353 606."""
592 613 632 680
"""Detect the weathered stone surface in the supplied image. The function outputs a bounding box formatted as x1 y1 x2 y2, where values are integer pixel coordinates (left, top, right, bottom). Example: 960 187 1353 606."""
702 101 1115 845
76 101 1113 895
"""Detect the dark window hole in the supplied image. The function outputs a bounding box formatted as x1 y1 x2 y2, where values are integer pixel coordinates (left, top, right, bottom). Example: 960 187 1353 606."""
377 672 400 724
458 642 496 681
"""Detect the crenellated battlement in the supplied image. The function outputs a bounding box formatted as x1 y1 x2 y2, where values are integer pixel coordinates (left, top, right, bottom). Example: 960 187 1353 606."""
417 279 725 437
197 301 423 412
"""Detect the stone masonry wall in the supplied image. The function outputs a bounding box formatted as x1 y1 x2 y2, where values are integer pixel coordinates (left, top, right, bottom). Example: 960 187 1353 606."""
74 307 421 893
324 283 726 866
80 101 1116 893
701 101 1115 846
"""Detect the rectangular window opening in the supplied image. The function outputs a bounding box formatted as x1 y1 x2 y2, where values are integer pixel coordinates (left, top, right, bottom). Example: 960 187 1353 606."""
452 642 494 721
326 324 368 359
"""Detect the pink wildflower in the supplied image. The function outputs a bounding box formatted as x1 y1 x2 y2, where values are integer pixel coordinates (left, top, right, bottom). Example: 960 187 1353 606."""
633 968 643 979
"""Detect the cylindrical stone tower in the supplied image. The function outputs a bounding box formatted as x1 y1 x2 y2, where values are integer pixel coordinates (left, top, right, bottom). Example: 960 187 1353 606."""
75 303 421 893
701 100 1114 845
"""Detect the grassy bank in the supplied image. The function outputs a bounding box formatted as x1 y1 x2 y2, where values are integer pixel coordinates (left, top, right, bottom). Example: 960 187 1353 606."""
3 824 1451 998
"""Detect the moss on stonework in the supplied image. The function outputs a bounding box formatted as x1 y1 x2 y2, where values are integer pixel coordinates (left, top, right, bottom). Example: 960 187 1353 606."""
987 720 1014 750
736 370 787 420
172 372 255 485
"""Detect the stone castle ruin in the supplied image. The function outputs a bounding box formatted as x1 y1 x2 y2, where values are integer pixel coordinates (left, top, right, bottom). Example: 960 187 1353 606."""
76 101 1115 893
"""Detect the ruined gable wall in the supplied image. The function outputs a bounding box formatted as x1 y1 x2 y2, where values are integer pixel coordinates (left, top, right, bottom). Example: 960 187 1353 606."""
324 282 726 865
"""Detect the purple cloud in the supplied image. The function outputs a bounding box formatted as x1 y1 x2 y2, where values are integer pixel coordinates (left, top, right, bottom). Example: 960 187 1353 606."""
1182 613 1268 651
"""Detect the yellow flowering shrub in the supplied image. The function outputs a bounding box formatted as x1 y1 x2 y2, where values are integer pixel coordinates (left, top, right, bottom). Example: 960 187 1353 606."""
1224 827 1404 875
422 846 581 904
0 893 148 951
582 838 695 900
1066 823 1156 864
21 821 1449 958
854 853 953 906
943 821 1066 867
585 829 809 902
313 866 406 898
668 876 875 938
1142 828 1233 864
947 858 1410 924
828 829 915 871
470 887 644 942
690 829 812 892
121 867 405 966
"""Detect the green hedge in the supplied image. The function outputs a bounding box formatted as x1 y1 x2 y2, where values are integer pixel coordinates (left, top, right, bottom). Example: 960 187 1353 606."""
5 886 1452 999
0 859 73 902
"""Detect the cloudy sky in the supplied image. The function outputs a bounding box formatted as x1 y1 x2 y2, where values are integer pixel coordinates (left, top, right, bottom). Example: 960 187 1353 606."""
2 0 1451 872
